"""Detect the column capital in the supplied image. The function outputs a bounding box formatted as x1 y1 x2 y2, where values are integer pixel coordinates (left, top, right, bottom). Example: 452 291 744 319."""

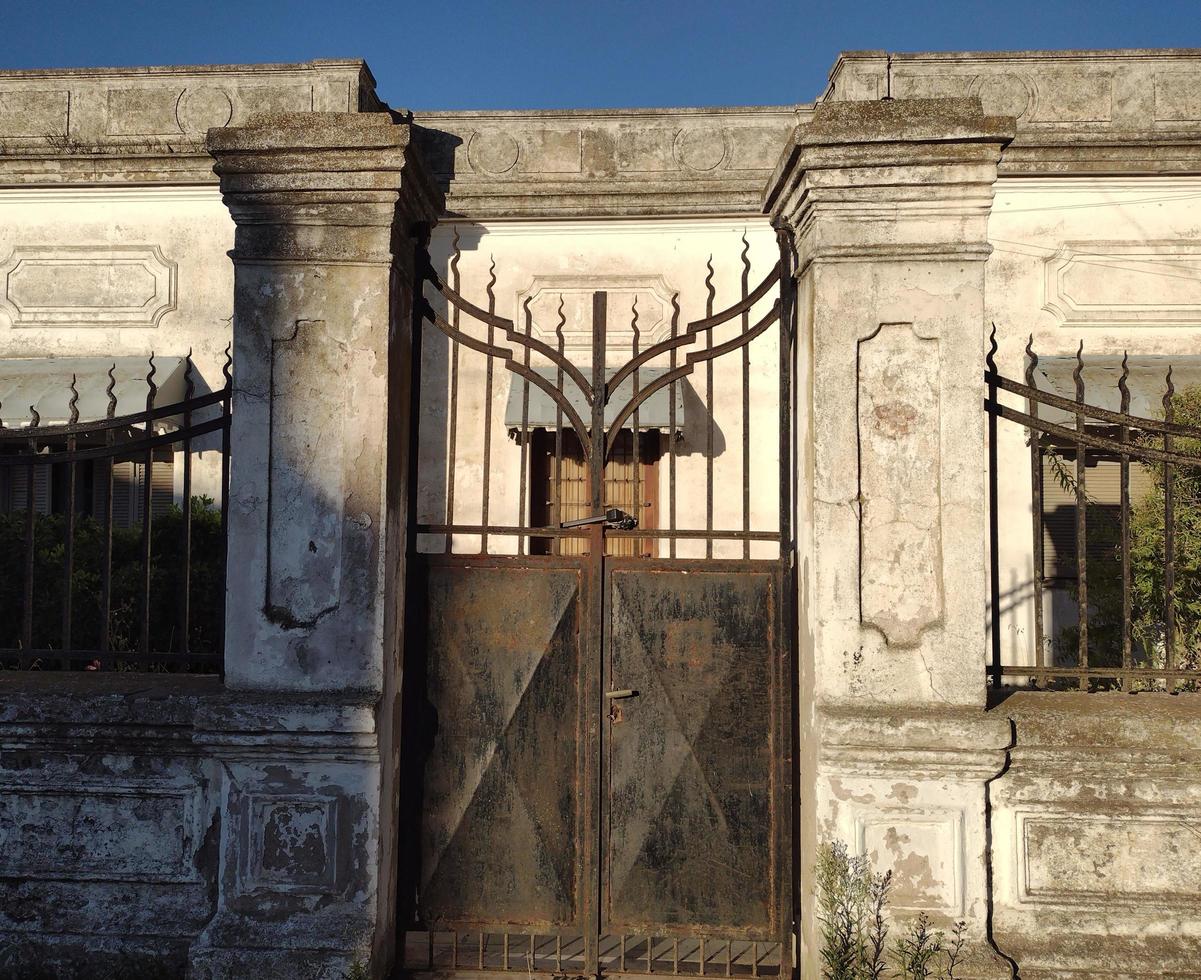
206 111 442 264
765 98 1015 265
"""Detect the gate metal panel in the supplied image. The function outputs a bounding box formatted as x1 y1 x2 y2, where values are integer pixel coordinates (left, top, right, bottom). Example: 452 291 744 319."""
604 560 782 940
401 230 798 977
416 555 589 931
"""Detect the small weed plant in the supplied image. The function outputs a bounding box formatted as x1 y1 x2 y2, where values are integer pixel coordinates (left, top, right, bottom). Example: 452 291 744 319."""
816 841 968 980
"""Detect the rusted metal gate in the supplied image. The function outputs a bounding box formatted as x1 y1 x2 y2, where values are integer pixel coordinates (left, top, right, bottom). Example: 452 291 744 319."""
399 230 796 978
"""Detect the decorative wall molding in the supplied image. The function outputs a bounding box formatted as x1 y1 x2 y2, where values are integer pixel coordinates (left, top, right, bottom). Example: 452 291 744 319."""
0 61 378 187
266 318 346 628
855 808 965 916
0 781 201 883
515 274 678 357
0 88 69 138
1154 73 1201 123
413 106 804 218
856 323 944 647
827 51 1201 176
1042 240 1201 328
1016 807 1201 907
0 244 177 329
239 794 342 895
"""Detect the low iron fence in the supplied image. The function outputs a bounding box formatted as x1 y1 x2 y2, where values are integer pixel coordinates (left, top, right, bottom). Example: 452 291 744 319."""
0 352 231 673
986 331 1201 692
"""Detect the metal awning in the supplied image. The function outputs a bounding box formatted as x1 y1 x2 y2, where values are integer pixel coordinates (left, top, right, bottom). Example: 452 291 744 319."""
504 366 686 432
0 356 187 428
1035 355 1201 423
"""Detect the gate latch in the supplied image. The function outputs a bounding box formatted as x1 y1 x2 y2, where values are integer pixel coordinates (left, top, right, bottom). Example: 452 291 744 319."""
560 507 639 530
605 689 639 700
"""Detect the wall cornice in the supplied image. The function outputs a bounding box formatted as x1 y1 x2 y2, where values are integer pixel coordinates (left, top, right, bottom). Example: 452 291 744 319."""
4 49 1201 205
0 60 381 188
411 104 807 218
825 49 1201 177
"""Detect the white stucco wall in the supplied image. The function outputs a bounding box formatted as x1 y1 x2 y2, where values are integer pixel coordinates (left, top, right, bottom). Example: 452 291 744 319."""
986 176 1201 668
0 186 236 503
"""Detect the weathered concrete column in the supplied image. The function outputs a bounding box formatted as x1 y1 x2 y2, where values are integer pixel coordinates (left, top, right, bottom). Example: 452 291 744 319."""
766 99 1016 976
189 112 440 978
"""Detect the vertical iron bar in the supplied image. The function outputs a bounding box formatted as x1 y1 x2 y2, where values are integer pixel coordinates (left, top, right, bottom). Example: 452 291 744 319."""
986 328 1001 689
444 230 462 553
101 365 117 660
22 425 36 660
591 293 607 513
741 233 751 559
452 931 459 970
180 355 194 660
1164 366 1177 683
553 299 565 553
480 258 497 554
139 355 158 659
61 374 79 665
1073 343 1088 689
668 294 679 559
219 346 232 677
518 298 533 555
1024 338 1046 685
62 433 75 668
503 932 509 971
585 291 607 979
777 228 799 971
631 298 642 554
704 257 715 558
1118 354 1132 688
478 932 484 970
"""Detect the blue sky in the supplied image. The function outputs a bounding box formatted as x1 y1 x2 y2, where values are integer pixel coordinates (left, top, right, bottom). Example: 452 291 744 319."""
2 0 1199 110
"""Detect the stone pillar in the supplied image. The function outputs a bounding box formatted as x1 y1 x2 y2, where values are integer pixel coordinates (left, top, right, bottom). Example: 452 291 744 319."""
766 99 1016 976
191 112 440 978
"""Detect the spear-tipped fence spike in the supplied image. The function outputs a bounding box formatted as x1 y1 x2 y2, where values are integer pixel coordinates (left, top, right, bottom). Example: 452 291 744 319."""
1073 340 1085 401
184 348 195 400
145 353 158 411
1024 335 1038 387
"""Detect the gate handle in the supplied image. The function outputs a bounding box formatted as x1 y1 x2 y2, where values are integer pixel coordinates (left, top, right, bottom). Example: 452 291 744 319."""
605 689 639 700
560 507 638 530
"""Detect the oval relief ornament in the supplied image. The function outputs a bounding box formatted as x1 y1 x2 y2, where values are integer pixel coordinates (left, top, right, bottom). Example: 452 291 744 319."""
970 73 1036 121
673 128 728 172
467 130 521 175
176 87 234 133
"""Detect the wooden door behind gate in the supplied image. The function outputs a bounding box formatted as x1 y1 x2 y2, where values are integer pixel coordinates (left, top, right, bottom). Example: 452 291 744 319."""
399 231 796 978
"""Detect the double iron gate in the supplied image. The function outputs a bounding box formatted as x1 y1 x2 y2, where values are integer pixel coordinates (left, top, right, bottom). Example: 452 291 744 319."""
400 231 797 978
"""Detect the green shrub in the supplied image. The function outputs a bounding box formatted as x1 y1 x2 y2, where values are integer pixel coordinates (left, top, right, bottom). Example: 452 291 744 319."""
815 840 966 980
0 496 223 668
